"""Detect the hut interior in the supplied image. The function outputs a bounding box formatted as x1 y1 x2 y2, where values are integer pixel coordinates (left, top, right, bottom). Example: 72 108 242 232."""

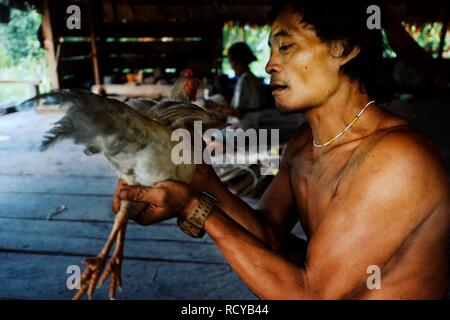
0 0 449 300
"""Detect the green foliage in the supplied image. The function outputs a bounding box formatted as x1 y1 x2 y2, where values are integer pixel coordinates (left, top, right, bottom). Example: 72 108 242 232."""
381 29 397 58
404 22 449 58
3 7 42 64
0 5 50 103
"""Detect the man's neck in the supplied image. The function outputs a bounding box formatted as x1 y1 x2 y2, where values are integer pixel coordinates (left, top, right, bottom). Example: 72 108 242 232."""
304 78 374 150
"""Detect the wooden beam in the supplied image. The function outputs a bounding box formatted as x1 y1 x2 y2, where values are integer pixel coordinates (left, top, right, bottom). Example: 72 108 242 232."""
105 56 212 69
51 21 216 37
42 0 59 89
88 0 101 85
58 39 214 56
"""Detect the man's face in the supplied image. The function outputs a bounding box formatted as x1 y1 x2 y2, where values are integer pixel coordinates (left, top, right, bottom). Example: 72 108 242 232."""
266 10 344 113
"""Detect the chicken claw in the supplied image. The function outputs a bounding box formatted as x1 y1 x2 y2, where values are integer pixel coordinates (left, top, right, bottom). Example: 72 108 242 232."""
72 201 129 300
99 225 127 299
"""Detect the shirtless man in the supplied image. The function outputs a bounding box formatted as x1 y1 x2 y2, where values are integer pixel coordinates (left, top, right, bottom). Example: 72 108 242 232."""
114 2 449 299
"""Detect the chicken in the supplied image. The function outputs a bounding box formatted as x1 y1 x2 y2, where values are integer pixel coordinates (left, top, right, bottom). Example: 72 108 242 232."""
26 72 222 300
170 69 202 103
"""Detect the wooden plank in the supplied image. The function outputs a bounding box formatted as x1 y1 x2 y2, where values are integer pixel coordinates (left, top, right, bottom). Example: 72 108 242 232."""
105 50 214 61
0 191 306 253
42 0 60 89
0 181 260 225
0 212 195 242
0 136 114 178
0 152 114 178
105 41 214 55
54 22 215 38
0 174 116 195
60 40 213 57
0 80 40 85
106 54 212 67
91 83 173 98
0 192 120 222
88 0 101 85
0 217 219 261
57 54 213 75
0 111 116 176
0 215 255 299
0 252 254 299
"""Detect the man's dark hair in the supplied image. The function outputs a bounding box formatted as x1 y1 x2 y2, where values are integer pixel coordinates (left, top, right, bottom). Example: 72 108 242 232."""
269 0 388 101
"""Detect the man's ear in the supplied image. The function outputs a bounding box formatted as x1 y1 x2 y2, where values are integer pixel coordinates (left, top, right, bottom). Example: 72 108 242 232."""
341 46 360 66
329 41 361 66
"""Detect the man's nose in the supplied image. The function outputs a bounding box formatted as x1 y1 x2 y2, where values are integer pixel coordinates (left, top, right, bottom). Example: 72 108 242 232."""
265 55 280 75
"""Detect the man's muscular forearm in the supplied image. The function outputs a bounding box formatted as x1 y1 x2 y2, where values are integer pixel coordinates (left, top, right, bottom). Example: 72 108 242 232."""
192 154 297 249
195 171 280 247
203 207 313 299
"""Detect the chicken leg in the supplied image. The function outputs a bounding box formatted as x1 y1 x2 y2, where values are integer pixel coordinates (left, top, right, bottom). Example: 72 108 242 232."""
73 200 130 300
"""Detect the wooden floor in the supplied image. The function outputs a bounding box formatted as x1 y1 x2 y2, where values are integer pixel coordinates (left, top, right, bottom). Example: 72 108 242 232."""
1 97 449 300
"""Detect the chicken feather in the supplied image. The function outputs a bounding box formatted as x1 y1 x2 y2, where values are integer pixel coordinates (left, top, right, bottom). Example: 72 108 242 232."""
35 89 221 186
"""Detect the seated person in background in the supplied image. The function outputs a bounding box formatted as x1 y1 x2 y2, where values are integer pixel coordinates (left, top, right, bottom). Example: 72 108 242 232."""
204 42 264 130
228 42 264 130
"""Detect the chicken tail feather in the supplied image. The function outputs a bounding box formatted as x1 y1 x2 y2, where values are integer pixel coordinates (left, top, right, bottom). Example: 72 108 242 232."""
40 122 69 151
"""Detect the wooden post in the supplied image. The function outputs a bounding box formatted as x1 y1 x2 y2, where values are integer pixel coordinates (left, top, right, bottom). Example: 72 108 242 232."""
42 0 59 89
88 0 101 85
211 0 223 76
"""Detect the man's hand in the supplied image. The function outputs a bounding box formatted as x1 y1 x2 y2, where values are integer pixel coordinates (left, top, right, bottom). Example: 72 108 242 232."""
112 179 198 225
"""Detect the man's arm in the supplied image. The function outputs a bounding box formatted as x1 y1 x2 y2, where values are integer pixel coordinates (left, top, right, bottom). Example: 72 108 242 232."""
202 131 447 299
189 140 298 249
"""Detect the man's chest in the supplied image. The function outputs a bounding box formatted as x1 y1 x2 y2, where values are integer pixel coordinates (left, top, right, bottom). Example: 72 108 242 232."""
288 146 356 235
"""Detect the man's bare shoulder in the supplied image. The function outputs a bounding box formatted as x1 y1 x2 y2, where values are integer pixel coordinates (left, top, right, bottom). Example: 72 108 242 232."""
341 119 448 219
365 117 444 174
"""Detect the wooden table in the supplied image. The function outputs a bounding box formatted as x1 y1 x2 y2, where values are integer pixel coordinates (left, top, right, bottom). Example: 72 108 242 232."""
91 83 208 100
